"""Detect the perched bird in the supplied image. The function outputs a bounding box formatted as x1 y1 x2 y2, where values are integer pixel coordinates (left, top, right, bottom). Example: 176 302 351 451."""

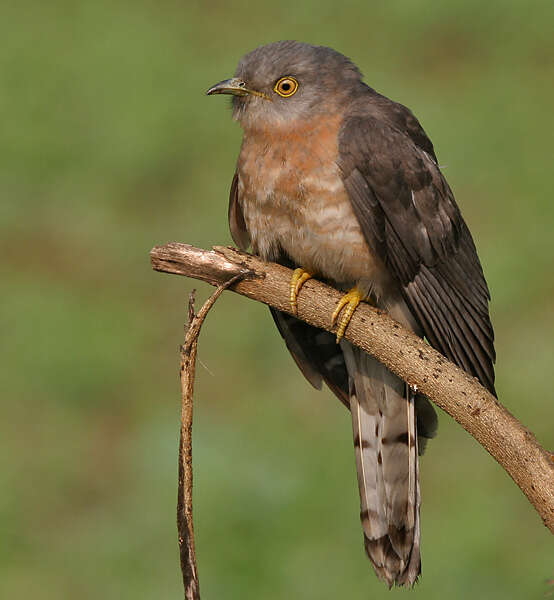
207 41 495 587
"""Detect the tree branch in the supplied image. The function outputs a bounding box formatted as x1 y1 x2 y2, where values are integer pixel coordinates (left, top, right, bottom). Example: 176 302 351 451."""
177 291 201 600
178 274 247 600
154 242 554 533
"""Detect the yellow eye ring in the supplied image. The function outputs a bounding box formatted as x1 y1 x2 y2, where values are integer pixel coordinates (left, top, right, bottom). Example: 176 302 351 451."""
274 77 299 98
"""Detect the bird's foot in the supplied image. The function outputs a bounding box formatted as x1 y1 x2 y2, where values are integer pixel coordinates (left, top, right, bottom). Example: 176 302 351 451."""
290 268 313 314
331 288 364 343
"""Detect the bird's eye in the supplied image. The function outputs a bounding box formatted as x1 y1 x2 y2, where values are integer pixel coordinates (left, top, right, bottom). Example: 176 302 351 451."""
274 77 299 98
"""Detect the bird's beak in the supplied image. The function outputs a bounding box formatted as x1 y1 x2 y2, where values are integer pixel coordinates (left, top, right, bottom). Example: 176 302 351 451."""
206 78 271 100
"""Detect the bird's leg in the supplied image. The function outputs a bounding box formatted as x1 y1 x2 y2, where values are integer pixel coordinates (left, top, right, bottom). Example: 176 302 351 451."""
331 288 364 343
290 268 313 314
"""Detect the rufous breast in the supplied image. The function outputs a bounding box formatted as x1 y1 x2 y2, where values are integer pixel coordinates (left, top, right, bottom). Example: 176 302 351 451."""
237 113 392 296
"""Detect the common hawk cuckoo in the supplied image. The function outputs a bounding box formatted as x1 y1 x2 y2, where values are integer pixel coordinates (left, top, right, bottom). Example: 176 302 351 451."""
207 41 495 587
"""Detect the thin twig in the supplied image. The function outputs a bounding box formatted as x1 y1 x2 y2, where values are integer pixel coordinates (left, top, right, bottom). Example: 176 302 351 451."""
177 273 248 600
153 242 554 533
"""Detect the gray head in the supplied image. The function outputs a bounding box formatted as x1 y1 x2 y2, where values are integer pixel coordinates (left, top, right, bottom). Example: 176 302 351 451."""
207 41 365 129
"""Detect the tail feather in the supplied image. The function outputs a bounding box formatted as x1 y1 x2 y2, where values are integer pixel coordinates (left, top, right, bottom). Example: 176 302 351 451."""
342 342 421 587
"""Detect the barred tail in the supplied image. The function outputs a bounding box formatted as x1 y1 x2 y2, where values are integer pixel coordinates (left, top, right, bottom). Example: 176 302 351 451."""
341 343 421 587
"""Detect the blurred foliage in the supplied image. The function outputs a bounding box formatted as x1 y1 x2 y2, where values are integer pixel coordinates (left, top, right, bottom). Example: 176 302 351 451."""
1 0 553 598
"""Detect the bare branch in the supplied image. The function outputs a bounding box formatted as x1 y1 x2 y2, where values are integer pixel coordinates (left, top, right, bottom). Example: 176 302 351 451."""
177 273 247 600
155 242 554 534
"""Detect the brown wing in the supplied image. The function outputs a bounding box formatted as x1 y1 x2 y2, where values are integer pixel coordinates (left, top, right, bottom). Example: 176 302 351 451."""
338 115 496 394
228 172 250 250
270 306 350 407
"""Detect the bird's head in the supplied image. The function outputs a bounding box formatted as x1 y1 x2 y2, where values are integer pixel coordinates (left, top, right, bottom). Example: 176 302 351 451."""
206 41 364 129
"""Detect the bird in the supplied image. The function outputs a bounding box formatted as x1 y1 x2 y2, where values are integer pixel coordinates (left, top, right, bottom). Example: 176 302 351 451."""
207 40 495 587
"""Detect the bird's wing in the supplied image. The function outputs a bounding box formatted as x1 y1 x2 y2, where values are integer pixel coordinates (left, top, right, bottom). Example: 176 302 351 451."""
338 115 496 394
269 306 350 407
228 172 250 250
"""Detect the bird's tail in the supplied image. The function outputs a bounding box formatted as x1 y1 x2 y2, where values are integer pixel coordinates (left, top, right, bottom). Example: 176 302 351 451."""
341 343 424 587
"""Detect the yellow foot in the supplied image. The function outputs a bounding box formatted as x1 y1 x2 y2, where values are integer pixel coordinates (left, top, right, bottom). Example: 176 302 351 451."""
290 268 313 314
331 288 364 343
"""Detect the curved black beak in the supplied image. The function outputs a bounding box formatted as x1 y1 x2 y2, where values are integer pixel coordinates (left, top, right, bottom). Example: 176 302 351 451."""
206 78 271 101
206 78 249 97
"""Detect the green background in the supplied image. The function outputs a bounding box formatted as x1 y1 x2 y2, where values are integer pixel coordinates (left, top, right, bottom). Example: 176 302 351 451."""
1 1 552 598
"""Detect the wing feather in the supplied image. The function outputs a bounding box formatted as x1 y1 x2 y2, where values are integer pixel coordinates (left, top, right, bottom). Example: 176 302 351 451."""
228 172 250 250
338 113 496 394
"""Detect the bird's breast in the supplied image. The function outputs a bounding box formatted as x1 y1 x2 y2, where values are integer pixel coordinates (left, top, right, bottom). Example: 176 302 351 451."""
236 115 393 296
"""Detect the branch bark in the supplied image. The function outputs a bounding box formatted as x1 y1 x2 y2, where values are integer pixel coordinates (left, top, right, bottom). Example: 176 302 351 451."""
155 241 554 534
